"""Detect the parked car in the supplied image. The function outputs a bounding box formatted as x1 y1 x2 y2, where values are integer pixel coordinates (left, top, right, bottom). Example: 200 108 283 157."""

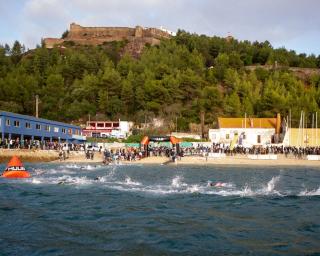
86 145 100 152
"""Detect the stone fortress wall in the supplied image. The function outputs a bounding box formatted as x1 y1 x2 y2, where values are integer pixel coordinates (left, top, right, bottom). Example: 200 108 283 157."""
44 23 173 50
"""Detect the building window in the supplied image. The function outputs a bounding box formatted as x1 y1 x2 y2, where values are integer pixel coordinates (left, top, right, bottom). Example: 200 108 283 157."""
62 128 66 134
25 122 31 129
36 124 41 130
68 128 72 135
226 134 230 139
14 120 20 127
6 119 10 126
97 123 104 128
45 125 50 132
257 135 261 143
54 127 59 133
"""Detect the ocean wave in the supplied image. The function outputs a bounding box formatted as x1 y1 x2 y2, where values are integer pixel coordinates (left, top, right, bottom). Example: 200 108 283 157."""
171 175 187 188
5 171 319 197
298 187 320 196
124 176 141 186
64 164 102 170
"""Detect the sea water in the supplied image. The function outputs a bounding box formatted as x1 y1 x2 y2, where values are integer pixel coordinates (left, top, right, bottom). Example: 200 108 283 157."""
0 163 320 255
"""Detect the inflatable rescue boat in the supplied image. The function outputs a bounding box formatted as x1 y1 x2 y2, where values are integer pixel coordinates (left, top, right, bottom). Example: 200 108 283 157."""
1 156 31 178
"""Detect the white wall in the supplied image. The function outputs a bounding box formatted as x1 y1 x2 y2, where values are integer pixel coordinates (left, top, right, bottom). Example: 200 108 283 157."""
209 128 275 147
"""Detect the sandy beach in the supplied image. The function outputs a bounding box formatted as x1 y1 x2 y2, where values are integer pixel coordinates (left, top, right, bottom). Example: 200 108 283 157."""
0 149 58 163
1 149 320 167
62 152 320 167
137 155 320 167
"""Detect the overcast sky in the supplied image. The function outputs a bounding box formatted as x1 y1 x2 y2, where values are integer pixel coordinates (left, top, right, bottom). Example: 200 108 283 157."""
1 0 319 55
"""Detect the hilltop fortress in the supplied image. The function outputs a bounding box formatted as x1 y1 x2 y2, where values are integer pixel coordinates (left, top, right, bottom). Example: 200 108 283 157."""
44 23 174 56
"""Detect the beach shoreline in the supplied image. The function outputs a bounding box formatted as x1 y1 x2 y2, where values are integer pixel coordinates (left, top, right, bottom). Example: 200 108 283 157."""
53 153 320 167
1 149 320 167
138 155 320 167
0 149 58 163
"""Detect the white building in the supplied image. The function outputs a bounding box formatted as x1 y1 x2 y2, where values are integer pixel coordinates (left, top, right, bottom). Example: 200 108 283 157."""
209 115 281 147
82 120 133 139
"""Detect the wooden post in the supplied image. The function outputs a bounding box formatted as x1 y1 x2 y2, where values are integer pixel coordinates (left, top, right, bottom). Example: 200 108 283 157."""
35 95 39 118
200 111 205 139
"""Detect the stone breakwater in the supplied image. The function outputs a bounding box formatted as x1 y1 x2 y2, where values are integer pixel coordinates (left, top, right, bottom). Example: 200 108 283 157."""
0 149 58 163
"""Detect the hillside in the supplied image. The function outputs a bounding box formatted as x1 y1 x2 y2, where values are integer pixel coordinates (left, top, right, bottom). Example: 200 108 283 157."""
0 30 320 132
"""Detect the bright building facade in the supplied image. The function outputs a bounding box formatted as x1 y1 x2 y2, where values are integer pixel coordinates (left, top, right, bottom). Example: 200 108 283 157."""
0 111 86 143
209 115 281 147
282 128 320 147
82 120 132 139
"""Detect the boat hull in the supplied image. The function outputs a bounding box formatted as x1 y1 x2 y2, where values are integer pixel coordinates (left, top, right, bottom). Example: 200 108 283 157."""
2 171 31 178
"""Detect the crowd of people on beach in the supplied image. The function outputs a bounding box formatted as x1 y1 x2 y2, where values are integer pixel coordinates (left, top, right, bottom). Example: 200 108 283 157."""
0 138 84 151
3 136 320 162
183 143 320 159
98 143 320 163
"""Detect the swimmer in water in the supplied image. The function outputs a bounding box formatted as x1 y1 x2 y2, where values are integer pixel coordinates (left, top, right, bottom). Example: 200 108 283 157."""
214 182 224 187
208 181 225 187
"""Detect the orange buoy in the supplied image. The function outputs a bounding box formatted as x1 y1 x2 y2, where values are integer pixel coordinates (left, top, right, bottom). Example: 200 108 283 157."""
1 156 31 179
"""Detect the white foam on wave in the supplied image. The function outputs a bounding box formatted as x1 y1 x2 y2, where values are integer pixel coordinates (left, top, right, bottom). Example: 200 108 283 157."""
124 176 141 186
31 178 42 184
205 184 254 197
171 175 187 188
48 169 75 175
98 175 283 197
33 169 46 175
186 184 202 193
298 187 320 196
64 164 81 169
260 176 282 195
57 175 93 185
105 185 179 195
21 168 320 198
64 164 101 170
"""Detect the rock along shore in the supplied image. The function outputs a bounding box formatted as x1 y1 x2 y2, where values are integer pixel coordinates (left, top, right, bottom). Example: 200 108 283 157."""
0 149 58 163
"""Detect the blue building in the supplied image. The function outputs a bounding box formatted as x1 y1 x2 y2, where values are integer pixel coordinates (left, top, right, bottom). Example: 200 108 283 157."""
0 111 86 144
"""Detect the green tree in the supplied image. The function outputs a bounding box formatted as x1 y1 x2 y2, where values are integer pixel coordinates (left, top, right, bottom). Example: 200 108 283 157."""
11 40 24 64
224 92 241 116
121 71 134 115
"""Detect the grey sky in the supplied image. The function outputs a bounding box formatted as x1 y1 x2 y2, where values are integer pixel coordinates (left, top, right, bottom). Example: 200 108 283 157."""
1 0 319 54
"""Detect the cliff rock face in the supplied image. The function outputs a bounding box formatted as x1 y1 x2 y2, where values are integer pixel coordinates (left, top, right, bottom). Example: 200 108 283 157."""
43 23 173 56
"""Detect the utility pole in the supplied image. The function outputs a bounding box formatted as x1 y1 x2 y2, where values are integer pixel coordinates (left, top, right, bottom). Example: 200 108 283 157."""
200 111 205 140
176 116 178 133
316 112 318 145
35 95 39 118
144 114 147 134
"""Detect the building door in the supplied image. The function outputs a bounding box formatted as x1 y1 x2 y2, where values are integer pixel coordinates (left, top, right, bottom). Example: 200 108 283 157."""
257 135 261 144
